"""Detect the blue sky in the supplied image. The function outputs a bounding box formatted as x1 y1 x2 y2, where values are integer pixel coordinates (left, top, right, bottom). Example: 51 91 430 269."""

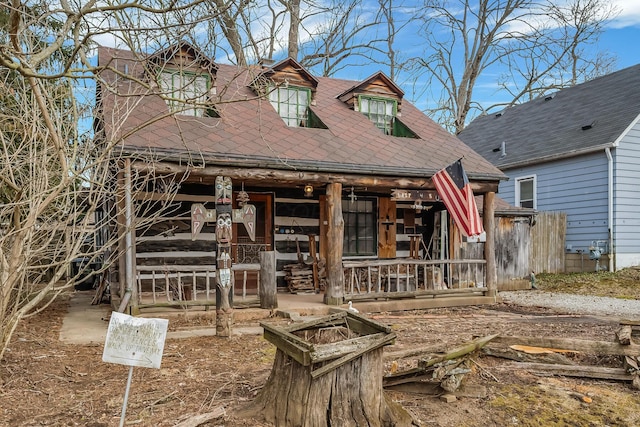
86 1 640 131
599 25 640 69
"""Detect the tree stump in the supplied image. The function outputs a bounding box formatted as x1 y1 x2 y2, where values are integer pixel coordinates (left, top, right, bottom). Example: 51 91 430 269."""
244 311 414 427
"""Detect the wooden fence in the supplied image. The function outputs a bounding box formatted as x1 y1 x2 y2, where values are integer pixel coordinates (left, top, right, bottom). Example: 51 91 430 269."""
530 212 567 274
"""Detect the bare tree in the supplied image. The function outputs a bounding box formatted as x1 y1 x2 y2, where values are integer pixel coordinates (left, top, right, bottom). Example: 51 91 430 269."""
0 0 222 361
497 0 617 103
409 0 617 133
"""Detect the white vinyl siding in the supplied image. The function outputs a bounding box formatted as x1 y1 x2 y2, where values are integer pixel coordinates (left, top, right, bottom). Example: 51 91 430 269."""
500 153 609 254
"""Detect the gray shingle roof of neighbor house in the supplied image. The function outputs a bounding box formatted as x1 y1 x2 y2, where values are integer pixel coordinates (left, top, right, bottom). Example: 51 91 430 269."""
96 46 505 184
458 64 640 169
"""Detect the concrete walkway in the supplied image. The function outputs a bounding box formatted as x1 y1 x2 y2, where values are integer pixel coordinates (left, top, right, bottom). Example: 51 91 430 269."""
59 291 331 345
59 289 496 345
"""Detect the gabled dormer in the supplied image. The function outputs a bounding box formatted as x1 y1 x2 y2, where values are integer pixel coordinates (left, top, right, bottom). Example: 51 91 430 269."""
252 58 326 128
338 72 416 138
148 42 218 117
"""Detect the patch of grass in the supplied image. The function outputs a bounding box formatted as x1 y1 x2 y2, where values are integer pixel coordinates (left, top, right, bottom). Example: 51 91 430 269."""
536 268 640 300
488 382 640 427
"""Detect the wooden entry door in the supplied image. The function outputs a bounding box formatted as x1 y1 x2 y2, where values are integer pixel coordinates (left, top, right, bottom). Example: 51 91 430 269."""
233 193 273 293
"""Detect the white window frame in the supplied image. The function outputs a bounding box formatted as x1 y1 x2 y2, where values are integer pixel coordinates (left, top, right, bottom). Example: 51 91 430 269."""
515 175 536 209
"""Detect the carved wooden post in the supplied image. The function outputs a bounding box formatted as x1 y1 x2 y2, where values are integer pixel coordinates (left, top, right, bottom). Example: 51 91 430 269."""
215 176 234 337
483 191 497 296
325 183 344 305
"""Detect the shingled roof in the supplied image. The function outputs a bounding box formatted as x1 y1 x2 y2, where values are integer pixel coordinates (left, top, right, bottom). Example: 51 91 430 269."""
458 64 640 169
96 46 503 182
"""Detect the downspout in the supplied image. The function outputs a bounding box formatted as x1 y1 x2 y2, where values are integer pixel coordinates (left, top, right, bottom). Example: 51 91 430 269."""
605 148 614 272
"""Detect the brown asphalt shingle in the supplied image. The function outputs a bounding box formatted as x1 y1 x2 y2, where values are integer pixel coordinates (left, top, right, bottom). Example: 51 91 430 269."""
97 46 503 181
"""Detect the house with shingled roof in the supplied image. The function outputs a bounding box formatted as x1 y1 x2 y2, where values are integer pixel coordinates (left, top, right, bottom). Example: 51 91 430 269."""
458 64 640 273
95 42 506 313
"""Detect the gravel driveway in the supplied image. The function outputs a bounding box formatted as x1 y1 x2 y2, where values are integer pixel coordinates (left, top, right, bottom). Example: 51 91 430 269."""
499 290 640 318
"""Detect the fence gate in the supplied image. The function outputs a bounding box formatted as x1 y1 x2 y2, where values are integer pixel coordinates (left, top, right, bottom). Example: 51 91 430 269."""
530 211 567 274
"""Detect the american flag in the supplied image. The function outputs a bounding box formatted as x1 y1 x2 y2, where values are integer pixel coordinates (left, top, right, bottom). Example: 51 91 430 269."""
432 159 484 237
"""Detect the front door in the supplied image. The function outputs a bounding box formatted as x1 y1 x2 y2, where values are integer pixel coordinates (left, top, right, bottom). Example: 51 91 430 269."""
232 193 273 294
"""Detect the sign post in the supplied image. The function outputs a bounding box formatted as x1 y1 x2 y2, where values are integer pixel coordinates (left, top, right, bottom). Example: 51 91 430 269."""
102 312 169 427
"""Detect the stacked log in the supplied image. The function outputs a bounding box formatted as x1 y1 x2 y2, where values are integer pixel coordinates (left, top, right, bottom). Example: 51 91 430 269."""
284 263 315 293
284 259 326 293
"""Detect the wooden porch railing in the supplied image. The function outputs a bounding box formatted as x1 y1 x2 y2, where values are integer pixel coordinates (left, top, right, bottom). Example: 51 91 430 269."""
342 259 487 301
135 263 261 309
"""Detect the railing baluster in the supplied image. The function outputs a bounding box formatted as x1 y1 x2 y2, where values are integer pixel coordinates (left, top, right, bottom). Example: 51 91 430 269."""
206 270 210 300
151 270 156 303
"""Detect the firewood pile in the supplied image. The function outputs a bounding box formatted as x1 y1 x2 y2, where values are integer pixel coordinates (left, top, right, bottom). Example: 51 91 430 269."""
284 263 315 293
284 259 326 293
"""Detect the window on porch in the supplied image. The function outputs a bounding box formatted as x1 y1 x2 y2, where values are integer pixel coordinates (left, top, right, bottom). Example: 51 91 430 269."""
343 198 377 256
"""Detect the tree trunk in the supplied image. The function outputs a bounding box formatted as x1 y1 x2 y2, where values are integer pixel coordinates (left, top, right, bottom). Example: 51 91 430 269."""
246 328 414 427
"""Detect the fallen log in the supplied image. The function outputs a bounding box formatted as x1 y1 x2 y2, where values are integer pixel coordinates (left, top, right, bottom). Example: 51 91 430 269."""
383 344 444 362
492 335 640 357
385 381 487 398
383 335 497 388
501 362 635 382
419 334 499 369
482 346 575 365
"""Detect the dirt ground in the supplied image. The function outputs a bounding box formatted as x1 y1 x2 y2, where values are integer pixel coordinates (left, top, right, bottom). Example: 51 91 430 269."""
1 286 640 427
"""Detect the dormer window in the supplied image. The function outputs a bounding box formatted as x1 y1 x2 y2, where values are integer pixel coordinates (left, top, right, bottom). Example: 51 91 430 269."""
269 85 310 127
338 72 418 138
360 95 396 135
159 70 212 117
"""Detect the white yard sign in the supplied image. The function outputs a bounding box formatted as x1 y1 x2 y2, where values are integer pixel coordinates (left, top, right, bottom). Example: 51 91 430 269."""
103 312 169 369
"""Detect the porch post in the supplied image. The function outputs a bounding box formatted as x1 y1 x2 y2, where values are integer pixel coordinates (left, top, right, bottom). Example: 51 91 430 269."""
324 183 344 305
116 168 126 300
483 191 497 296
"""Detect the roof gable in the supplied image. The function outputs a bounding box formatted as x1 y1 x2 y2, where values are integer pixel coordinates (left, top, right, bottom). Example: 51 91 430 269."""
147 41 218 75
459 64 640 169
254 57 318 92
337 71 404 112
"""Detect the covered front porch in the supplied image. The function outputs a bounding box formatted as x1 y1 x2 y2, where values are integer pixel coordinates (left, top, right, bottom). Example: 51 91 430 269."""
107 159 498 315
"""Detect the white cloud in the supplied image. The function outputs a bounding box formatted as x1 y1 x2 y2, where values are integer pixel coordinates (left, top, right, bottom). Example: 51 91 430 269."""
609 1 640 29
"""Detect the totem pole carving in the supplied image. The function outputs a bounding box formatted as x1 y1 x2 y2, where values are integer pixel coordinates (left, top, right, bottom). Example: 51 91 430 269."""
190 177 257 337
215 176 234 337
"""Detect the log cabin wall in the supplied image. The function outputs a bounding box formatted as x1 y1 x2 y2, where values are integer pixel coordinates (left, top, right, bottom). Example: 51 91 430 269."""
274 189 427 288
125 180 431 291
274 189 321 287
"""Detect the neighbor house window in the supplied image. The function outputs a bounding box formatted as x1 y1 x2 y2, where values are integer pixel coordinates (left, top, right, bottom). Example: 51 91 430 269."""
516 176 536 209
359 95 396 135
343 198 376 256
159 71 210 117
269 86 311 127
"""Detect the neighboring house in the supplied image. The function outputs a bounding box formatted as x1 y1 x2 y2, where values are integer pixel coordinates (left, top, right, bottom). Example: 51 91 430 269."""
95 42 505 312
458 64 640 272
